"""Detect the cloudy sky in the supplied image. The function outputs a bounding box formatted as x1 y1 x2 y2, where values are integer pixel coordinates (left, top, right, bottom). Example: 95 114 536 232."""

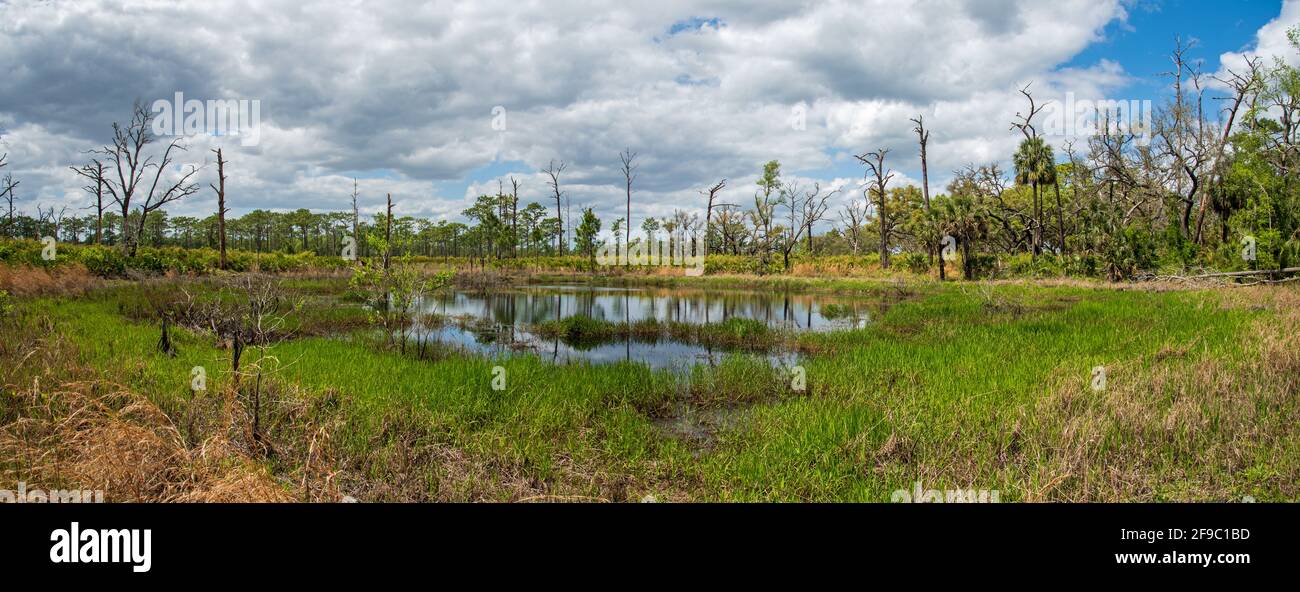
0 0 1295 235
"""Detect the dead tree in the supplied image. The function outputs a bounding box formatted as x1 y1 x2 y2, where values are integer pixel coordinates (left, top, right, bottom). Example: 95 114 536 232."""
836 193 868 255
510 176 520 257
210 148 229 269
713 204 743 254
198 277 296 455
351 178 360 257
384 193 394 272
53 205 68 240
35 204 54 239
620 149 637 249
1198 56 1264 243
856 149 895 268
93 102 201 256
1011 84 1049 256
779 179 806 270
801 182 837 254
911 115 937 265
1 146 14 238
911 115 932 211
70 159 107 244
1156 39 1212 242
544 160 566 254
1 173 17 239
701 179 728 252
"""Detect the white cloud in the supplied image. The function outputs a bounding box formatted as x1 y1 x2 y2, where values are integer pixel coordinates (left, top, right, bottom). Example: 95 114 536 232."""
0 0 1133 226
1217 0 1300 78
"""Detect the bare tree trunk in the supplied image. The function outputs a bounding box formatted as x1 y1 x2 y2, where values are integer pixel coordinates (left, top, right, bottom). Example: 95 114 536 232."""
384 193 393 272
351 178 360 257
510 177 519 258
856 149 894 269
912 116 935 269
545 160 566 254
210 148 229 270
621 149 637 250
1053 178 1066 255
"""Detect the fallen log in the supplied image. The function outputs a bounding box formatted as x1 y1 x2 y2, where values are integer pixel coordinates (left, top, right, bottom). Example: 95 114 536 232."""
1182 267 1300 279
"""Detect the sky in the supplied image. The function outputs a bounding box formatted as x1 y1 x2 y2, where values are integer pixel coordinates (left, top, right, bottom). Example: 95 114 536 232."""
0 0 1296 238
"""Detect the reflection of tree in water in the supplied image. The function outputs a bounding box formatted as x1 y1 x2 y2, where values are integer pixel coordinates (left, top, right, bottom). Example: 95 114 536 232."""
818 302 872 328
422 285 883 343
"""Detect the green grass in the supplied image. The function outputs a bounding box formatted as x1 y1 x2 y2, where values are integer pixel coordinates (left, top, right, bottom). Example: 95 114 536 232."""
8 275 1293 502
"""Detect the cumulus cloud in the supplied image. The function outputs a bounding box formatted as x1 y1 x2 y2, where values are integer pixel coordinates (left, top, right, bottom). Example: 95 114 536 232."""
0 0 1137 228
1216 0 1300 79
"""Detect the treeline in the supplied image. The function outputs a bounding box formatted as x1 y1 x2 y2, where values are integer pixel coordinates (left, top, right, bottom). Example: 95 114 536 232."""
2 38 1298 281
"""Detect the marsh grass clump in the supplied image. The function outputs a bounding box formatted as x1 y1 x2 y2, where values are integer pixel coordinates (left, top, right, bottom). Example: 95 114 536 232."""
687 355 795 407
532 315 619 346
0 380 299 502
532 315 785 352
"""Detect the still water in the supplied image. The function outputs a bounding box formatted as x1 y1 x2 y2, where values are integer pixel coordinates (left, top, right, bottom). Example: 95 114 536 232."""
415 284 880 369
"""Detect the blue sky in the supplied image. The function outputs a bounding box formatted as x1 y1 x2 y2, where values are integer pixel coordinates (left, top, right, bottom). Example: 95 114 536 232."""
1067 0 1281 96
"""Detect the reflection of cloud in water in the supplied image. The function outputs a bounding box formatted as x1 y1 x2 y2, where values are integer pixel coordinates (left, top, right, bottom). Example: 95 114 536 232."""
416 284 886 369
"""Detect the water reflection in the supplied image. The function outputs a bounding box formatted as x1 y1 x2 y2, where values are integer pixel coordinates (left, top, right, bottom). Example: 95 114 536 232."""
416 284 879 369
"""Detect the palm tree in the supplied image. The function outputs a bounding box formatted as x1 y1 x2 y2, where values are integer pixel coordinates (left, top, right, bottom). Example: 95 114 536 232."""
1012 137 1057 257
938 194 987 280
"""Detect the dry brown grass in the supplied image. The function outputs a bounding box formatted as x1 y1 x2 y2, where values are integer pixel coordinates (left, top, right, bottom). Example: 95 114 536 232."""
0 264 101 298
0 380 298 502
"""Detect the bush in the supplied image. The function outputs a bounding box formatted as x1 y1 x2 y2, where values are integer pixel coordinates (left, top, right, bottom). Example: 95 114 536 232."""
963 253 999 279
0 240 50 267
705 255 784 275
1062 254 1101 277
896 252 930 275
77 245 127 277
1004 253 1063 278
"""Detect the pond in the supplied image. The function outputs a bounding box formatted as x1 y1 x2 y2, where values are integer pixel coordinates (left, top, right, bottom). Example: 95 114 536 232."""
414 283 885 369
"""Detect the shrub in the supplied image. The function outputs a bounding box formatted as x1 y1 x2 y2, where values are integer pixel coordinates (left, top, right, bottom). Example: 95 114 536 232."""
1004 253 1063 278
0 240 48 267
705 255 784 275
77 245 127 277
963 253 999 279
1062 254 1101 277
896 252 930 275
